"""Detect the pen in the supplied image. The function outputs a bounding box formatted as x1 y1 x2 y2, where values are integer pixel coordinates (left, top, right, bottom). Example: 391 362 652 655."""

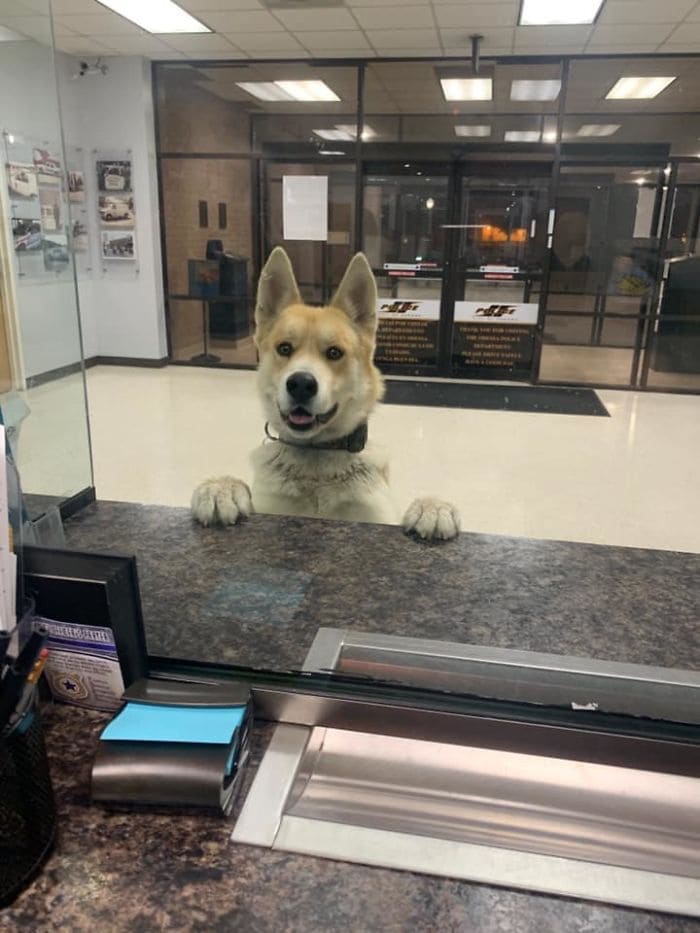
13 623 48 677
27 647 49 685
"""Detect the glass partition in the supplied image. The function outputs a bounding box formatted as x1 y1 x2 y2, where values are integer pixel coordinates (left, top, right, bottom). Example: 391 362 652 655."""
147 55 700 694
0 2 92 518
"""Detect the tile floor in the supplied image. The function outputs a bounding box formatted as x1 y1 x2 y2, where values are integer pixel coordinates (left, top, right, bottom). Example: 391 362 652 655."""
30 364 692 556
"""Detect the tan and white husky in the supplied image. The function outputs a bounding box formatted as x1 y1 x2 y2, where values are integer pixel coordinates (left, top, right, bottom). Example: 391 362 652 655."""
191 247 460 541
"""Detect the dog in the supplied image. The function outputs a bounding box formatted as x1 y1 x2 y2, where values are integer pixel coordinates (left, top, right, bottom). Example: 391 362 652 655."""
191 247 460 541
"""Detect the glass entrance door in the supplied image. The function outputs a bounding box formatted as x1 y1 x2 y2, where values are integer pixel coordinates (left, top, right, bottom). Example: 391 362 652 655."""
450 168 552 379
364 162 553 379
363 164 450 371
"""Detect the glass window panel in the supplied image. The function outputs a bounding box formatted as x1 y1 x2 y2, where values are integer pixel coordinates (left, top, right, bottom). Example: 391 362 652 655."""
160 159 256 367
539 344 634 385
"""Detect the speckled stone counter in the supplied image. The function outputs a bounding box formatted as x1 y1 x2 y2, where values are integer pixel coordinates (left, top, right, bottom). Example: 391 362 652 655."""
2 704 698 933
2 501 698 931
61 501 699 672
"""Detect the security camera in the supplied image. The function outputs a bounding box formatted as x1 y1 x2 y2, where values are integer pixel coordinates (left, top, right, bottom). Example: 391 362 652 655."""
72 58 109 79
79 61 89 76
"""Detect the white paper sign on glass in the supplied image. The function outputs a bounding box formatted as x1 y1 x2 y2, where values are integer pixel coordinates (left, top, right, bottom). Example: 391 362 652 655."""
283 175 328 241
455 301 539 325
376 299 440 320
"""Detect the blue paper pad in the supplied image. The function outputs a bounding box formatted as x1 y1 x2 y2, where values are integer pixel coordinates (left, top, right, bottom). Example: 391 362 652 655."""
101 701 246 745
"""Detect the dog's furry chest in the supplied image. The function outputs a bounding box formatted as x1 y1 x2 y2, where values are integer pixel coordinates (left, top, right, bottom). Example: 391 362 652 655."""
250 441 395 523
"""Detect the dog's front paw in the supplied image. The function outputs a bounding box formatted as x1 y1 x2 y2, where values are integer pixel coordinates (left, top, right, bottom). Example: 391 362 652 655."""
402 497 461 542
191 477 253 527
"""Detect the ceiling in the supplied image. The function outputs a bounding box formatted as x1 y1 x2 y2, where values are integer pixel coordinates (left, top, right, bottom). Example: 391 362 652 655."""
3 0 700 61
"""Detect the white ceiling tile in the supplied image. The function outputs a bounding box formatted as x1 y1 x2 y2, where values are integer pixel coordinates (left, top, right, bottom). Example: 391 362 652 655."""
242 48 310 58
273 8 358 31
443 46 512 56
94 34 176 54
297 29 372 50
0 0 43 13
369 28 439 48
0 14 50 40
53 34 117 53
52 21 78 35
48 0 104 12
196 10 284 32
157 33 237 52
372 47 442 56
344 0 407 5
440 27 515 50
588 23 675 45
313 47 376 57
352 5 434 29
56 12 145 35
184 49 247 59
687 2 700 19
514 25 593 46
434 3 518 29
666 20 700 40
514 43 585 54
599 0 695 24
177 0 264 8
223 30 304 51
583 43 660 52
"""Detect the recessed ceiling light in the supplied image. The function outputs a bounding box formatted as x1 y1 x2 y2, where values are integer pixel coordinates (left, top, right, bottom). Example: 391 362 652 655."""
519 0 604 25
455 125 491 137
542 129 558 142
440 78 493 101
510 80 562 101
236 82 296 102
96 0 209 33
275 80 340 102
605 76 676 100
504 130 541 142
576 123 621 137
335 124 377 140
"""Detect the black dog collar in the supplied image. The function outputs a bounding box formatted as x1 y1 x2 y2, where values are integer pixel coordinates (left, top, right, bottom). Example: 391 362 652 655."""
264 421 368 454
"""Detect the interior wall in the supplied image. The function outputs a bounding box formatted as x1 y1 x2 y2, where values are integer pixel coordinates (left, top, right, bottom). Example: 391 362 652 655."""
58 54 167 363
0 40 87 379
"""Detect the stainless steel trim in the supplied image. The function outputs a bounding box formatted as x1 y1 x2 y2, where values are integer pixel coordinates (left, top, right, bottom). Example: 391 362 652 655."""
285 729 700 880
274 817 700 918
250 686 700 777
302 628 345 672
231 724 310 847
305 628 700 725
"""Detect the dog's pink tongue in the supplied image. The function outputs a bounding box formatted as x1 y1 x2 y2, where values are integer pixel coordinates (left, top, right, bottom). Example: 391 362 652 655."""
288 409 314 426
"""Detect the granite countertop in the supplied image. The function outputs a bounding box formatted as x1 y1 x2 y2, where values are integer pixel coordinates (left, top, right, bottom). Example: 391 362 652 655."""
2 703 698 933
62 501 700 672
3 501 697 930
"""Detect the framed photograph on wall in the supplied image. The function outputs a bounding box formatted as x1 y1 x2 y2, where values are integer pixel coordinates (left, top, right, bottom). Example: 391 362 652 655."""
96 159 131 193
101 229 136 260
7 163 38 200
68 169 85 203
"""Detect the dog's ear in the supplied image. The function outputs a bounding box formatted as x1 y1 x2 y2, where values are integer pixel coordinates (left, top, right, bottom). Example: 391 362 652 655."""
255 247 302 336
330 253 377 337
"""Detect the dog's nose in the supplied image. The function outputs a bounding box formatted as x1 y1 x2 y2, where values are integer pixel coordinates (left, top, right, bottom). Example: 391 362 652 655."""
286 371 318 404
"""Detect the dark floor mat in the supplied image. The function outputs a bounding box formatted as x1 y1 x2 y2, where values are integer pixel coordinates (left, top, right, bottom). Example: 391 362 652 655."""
383 381 610 416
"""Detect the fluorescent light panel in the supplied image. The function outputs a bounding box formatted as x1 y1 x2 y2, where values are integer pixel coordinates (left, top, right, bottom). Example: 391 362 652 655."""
335 124 377 140
519 0 604 25
577 123 620 137
510 80 561 101
236 82 295 102
455 125 491 137
96 0 209 33
441 78 493 101
504 130 541 142
314 129 351 141
605 76 676 100
236 80 340 103
275 80 340 102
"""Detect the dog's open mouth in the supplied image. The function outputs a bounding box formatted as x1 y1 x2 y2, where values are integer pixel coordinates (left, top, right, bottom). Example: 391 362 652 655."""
284 403 338 432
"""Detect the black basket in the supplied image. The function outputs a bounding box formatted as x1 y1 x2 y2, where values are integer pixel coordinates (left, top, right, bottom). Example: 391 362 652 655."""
0 710 56 907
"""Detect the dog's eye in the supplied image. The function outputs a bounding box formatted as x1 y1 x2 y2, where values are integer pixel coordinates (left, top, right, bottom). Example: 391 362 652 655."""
326 346 344 361
277 342 293 357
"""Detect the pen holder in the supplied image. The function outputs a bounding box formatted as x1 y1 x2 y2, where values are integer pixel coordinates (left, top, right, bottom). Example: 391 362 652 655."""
0 710 57 907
